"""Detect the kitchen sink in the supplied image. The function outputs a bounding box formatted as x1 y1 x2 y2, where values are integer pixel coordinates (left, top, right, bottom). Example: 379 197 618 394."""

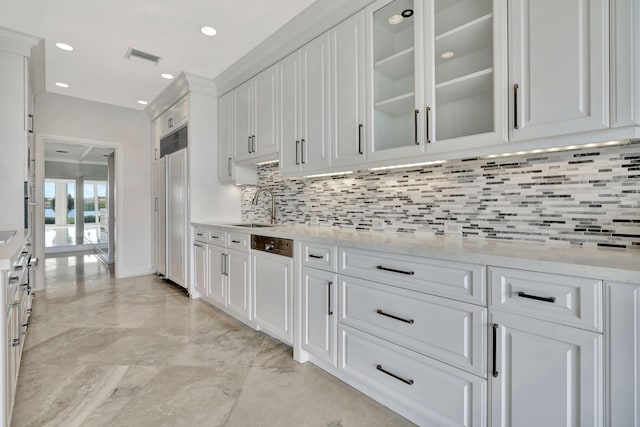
230 223 273 228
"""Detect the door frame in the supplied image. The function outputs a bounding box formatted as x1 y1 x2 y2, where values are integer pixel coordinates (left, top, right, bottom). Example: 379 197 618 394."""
34 133 125 289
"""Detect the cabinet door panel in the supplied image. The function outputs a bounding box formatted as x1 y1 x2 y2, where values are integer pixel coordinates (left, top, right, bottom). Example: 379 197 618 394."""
509 0 608 140
227 249 250 321
253 66 278 157
279 52 302 174
193 243 207 296
302 267 337 366
491 311 602 427
605 281 640 427
234 81 253 162
218 92 234 183
167 150 187 287
207 245 226 306
253 251 293 344
332 11 366 167
301 33 331 171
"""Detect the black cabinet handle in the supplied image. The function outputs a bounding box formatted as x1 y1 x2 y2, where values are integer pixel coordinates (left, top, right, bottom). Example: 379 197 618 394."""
252 135 256 153
376 364 413 385
228 157 232 176
492 323 499 378
414 109 419 145
376 265 414 276
517 291 556 303
248 136 252 154
425 106 431 143
376 309 414 324
231 240 241 244
28 114 34 133
513 83 519 129
308 254 324 259
358 124 363 154
301 139 306 164
327 281 333 316
295 140 300 165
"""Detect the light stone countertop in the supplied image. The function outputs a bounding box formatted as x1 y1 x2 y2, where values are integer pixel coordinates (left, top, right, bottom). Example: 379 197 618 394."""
192 222 640 284
0 229 27 271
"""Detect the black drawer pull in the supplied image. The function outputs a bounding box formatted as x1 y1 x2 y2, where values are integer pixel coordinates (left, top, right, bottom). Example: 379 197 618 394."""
309 254 324 259
376 309 414 324
376 364 414 385
231 240 241 244
492 324 499 378
376 265 414 276
211 235 220 239
517 291 556 304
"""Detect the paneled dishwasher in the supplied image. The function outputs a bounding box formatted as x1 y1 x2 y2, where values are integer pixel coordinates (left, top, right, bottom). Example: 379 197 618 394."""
250 234 294 345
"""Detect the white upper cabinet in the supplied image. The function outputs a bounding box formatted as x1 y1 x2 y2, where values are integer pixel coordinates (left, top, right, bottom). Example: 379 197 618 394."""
611 0 640 128
331 11 367 167
234 65 278 163
423 0 507 152
279 33 332 175
366 0 425 162
218 92 257 185
509 0 609 141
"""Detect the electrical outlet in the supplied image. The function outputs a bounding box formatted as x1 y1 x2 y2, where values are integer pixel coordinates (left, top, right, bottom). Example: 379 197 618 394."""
372 219 385 231
310 216 319 226
444 222 462 237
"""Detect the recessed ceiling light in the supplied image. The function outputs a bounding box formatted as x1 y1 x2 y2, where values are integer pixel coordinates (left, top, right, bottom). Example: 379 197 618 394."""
55 82 69 88
201 26 217 36
137 100 148 105
161 73 174 80
55 42 74 51
441 51 455 59
388 14 403 25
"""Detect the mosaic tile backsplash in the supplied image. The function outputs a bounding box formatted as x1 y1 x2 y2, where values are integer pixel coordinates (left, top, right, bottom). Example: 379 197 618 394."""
241 142 640 249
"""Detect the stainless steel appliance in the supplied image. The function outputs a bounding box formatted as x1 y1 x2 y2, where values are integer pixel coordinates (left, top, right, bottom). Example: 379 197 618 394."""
250 234 293 257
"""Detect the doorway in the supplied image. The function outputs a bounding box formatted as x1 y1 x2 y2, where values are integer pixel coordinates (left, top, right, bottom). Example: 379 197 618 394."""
35 135 123 290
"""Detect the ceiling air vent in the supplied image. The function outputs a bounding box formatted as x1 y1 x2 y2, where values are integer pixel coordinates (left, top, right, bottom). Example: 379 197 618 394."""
125 48 161 66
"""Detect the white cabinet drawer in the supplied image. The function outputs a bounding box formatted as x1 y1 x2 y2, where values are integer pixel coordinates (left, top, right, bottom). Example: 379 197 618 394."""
228 232 250 252
208 229 227 247
194 227 209 243
339 247 486 305
489 267 602 332
339 276 486 376
301 241 336 272
339 325 486 427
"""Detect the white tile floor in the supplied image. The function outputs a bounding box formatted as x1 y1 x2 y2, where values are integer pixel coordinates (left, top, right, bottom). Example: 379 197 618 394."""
13 255 415 427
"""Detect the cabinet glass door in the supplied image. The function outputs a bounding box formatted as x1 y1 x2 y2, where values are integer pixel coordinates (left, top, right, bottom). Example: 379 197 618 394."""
429 0 494 141
371 0 419 152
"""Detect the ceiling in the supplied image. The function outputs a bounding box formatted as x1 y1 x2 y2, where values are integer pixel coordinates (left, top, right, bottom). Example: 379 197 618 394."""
45 142 114 165
0 0 317 111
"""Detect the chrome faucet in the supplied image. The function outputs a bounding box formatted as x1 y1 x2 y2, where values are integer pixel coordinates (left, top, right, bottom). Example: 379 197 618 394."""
251 187 276 224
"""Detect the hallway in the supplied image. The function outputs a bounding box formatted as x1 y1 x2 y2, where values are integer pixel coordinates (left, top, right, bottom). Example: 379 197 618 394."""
13 256 415 426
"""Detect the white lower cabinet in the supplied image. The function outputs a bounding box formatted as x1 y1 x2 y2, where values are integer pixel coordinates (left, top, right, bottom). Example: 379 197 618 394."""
193 242 207 297
605 281 640 427
252 250 293 345
339 324 486 427
226 248 251 321
301 266 337 367
491 310 603 427
207 244 226 307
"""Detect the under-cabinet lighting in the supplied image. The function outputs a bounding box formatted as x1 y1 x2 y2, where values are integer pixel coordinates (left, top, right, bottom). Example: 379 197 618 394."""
55 42 74 51
55 82 69 88
388 14 403 25
482 140 629 159
368 160 447 171
201 26 217 36
137 100 148 105
441 51 455 59
256 159 279 166
303 171 354 178
161 73 174 80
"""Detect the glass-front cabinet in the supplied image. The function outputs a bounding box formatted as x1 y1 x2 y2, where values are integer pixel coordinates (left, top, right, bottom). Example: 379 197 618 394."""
425 0 506 152
367 0 506 162
367 0 424 161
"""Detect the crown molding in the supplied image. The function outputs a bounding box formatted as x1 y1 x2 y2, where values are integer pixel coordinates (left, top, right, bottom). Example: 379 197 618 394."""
0 26 40 56
145 72 217 120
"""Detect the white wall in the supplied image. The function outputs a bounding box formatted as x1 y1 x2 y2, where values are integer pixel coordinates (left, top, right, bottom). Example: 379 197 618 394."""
35 92 152 277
